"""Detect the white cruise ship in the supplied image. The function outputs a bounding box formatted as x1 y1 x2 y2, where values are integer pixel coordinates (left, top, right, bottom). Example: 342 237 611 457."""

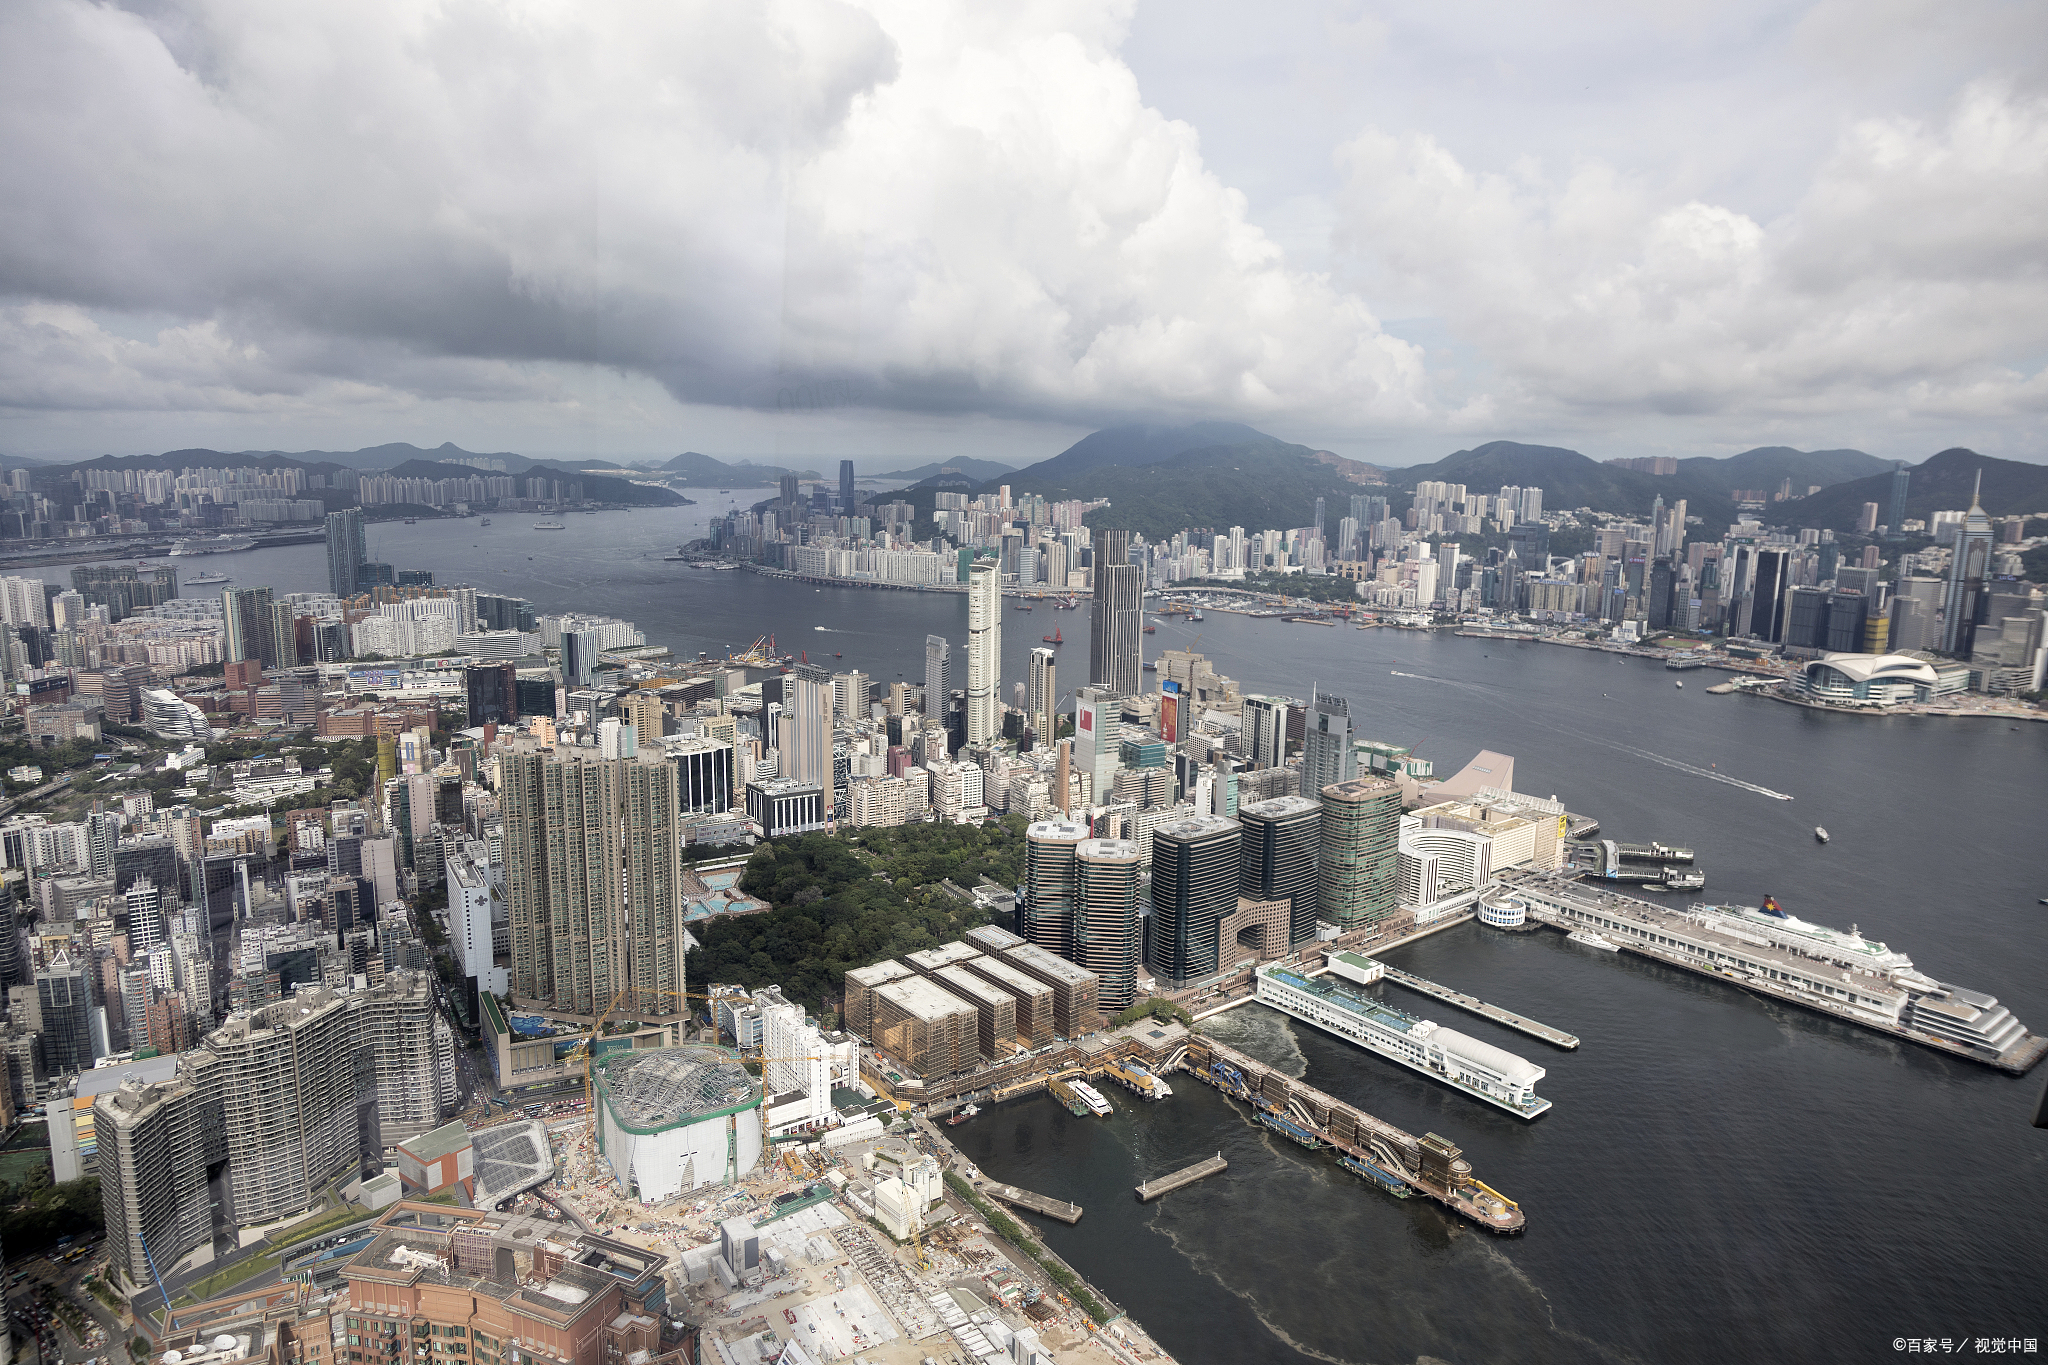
169 533 256 556
1255 963 1551 1119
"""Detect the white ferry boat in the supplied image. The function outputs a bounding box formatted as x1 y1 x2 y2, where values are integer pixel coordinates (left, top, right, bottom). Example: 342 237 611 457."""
184 571 231 586
533 520 567 530
1255 964 1552 1119
1068 1081 1114 1117
1566 930 1621 952
170 534 256 556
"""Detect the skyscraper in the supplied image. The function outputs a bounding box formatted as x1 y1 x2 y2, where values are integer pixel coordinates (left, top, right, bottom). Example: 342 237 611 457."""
37 956 94 1076
1026 646 1057 746
1298 687 1355 797
325 508 366 598
1072 686 1118 802
1940 474 1994 657
221 586 275 667
1023 817 1090 958
1316 777 1400 931
839 459 856 514
1148 813 1241 990
1238 794 1320 948
782 663 836 810
967 561 1000 744
1073 838 1141 1012
924 634 950 725
502 741 687 1019
1887 461 1911 539
1242 695 1289 771
1088 527 1142 696
1748 548 1790 643
466 662 518 726
1313 496 1326 546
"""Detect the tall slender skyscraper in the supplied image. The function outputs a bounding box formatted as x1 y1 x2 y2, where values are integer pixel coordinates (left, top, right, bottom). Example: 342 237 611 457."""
967 561 1000 744
924 634 950 719
839 459 856 514
1074 838 1141 1012
1148 814 1241 990
1316 777 1400 931
1298 687 1355 797
1940 474 1994 657
1748 548 1790 643
1887 461 1911 540
1026 647 1057 746
1089 527 1141 696
325 508 366 598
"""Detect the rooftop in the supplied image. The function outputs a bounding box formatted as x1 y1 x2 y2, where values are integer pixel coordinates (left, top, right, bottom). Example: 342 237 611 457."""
400 1121 473 1164
594 1046 759 1132
874 974 978 1022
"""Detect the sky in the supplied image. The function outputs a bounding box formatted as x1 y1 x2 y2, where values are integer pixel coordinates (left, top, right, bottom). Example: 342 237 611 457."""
1 0 2044 471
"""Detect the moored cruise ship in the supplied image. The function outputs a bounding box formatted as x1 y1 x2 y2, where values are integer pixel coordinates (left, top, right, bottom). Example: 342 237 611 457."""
1255 961 1552 1119
1510 877 2043 1072
169 533 256 556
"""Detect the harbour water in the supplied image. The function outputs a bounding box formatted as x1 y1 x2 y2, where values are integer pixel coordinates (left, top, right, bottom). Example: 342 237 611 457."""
50 505 2048 1362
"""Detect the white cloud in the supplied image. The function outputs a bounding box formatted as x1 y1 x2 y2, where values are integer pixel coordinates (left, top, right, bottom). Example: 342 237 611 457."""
1334 80 2048 435
0 0 1429 439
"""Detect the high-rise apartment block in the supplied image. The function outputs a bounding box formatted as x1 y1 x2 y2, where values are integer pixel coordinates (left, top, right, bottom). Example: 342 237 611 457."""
326 508 366 597
1026 647 1057 746
96 972 452 1289
966 561 1000 744
501 741 686 1019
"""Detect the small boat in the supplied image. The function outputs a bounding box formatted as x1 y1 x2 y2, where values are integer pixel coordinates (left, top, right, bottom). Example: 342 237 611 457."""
1143 625 1156 634
1189 611 1204 622
1565 930 1620 952
1042 628 1062 645
480 518 491 526
185 571 231 586
1674 680 1683 689
1814 827 1829 843
403 517 417 524
945 1104 981 1126
1014 603 1034 611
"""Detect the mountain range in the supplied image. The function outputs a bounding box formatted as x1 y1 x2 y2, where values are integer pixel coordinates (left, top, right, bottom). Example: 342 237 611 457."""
1786 448 2048 532
655 451 821 486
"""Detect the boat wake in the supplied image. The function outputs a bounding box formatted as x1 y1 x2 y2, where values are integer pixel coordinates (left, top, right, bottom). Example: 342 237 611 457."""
1595 740 1793 801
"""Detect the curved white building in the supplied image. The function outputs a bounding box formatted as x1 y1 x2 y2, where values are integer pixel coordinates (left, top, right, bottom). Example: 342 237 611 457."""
595 1047 763 1203
1477 895 1528 929
1799 653 1939 705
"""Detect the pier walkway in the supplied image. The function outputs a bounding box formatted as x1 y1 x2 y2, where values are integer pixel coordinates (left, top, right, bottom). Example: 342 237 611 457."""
983 1182 1084 1224
1378 965 1580 1050
1135 1154 1227 1202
